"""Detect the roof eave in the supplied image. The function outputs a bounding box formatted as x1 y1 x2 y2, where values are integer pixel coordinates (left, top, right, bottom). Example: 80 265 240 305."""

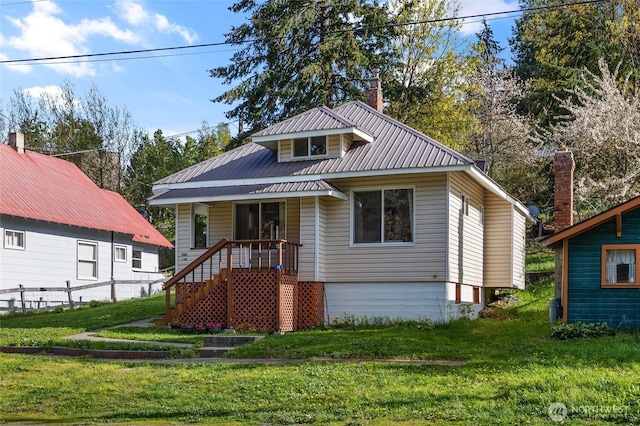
252 126 373 146
148 188 347 206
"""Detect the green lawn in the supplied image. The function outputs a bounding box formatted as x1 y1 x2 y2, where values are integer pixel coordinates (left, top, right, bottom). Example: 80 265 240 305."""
2 280 640 424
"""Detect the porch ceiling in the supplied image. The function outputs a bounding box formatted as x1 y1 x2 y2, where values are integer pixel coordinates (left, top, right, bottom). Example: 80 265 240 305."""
149 179 347 205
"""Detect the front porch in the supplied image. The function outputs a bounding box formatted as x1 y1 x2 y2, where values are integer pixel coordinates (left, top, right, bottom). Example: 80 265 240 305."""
156 239 324 332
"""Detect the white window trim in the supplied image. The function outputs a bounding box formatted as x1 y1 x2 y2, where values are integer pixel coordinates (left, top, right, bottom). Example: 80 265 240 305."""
77 241 98 280
4 229 25 250
191 203 209 249
132 247 143 270
291 136 329 159
349 186 416 247
461 193 469 216
114 245 127 262
232 199 288 240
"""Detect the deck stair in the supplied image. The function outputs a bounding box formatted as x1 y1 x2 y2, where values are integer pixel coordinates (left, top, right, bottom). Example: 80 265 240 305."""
197 335 264 357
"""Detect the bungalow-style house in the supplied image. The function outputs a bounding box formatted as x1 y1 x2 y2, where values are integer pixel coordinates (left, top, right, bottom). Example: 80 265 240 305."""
543 148 640 327
149 76 530 331
0 133 173 311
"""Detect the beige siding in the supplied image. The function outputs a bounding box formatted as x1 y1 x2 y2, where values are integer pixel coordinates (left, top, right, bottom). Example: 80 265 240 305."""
299 197 315 281
210 201 232 242
176 204 195 271
287 197 301 243
318 197 326 282
448 172 484 286
484 193 513 287
280 139 292 160
342 133 354 155
511 209 527 289
328 134 341 158
324 173 447 282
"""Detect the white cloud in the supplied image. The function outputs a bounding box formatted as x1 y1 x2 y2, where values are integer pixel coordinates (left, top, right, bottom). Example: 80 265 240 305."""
22 85 64 100
4 1 138 78
116 0 198 43
457 0 518 35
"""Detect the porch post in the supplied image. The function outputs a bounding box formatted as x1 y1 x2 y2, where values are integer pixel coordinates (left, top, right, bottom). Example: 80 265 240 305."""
226 242 234 329
276 241 283 332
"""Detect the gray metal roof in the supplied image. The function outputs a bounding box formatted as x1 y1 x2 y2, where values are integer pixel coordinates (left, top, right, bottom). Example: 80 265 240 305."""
154 101 473 186
150 180 345 203
252 105 357 137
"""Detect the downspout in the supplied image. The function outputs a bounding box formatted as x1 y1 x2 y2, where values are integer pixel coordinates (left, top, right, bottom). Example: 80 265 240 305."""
110 231 115 281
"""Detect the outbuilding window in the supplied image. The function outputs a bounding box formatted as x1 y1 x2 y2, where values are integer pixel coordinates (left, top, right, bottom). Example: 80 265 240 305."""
602 245 640 288
4 230 25 250
78 241 98 280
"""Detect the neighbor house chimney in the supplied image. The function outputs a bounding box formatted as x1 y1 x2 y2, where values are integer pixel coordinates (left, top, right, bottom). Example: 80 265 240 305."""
366 69 383 113
553 147 575 233
8 132 24 155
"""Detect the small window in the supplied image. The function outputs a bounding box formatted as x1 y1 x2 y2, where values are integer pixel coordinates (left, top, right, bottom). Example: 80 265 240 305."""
292 136 327 157
193 203 208 248
461 194 469 216
132 248 142 270
114 245 127 262
602 245 640 287
4 230 25 249
78 241 98 279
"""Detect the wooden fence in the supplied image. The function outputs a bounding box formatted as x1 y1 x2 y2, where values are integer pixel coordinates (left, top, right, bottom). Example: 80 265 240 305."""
0 278 167 315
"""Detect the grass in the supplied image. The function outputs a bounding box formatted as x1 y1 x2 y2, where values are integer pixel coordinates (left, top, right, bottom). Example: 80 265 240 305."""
3 279 640 424
526 248 555 272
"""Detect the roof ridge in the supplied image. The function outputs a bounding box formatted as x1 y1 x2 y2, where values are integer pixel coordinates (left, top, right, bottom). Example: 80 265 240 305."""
335 100 474 165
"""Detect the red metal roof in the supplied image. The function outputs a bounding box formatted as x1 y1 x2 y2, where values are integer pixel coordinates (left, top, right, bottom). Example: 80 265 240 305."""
0 144 172 248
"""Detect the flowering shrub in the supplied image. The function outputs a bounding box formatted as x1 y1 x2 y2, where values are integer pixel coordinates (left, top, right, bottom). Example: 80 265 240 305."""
206 321 222 328
194 323 204 330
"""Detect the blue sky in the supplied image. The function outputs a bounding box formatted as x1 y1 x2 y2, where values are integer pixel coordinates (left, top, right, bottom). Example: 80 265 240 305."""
0 0 519 140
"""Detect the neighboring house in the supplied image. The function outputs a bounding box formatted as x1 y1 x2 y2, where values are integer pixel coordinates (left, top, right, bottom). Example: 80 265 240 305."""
0 133 173 311
150 77 529 329
543 148 640 327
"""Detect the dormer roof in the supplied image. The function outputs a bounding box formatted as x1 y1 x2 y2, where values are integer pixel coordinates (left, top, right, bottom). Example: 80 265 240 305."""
252 105 373 148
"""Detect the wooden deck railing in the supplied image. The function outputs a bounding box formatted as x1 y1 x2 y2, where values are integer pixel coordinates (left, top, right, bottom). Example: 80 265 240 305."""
162 238 300 323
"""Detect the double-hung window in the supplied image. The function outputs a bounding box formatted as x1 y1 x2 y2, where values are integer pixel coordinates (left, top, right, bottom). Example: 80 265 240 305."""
352 188 414 244
293 136 327 158
114 245 127 262
78 241 98 279
602 245 640 287
4 230 25 249
132 248 142 270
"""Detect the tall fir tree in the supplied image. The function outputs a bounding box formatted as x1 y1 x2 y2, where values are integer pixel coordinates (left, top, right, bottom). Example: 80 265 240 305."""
210 0 394 139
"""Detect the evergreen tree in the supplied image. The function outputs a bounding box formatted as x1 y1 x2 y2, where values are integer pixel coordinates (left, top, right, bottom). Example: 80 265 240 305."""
210 0 394 137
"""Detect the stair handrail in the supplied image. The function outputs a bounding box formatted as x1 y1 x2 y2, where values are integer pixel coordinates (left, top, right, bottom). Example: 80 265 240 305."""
163 238 230 291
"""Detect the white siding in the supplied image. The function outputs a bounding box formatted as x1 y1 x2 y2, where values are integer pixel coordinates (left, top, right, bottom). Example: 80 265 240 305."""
0 216 163 309
484 193 515 287
447 172 484 286
299 197 315 281
325 282 449 323
511 209 527 289
324 173 447 282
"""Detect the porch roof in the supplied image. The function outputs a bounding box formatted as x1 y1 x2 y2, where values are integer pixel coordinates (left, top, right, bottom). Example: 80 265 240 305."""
150 179 347 205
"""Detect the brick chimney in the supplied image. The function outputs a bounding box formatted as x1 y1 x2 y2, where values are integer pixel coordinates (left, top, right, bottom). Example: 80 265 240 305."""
553 147 575 233
366 69 383 113
8 132 25 155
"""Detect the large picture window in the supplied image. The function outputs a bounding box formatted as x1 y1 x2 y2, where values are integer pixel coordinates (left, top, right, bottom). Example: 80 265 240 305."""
602 245 640 287
293 136 327 157
235 202 285 240
78 241 98 280
353 188 413 244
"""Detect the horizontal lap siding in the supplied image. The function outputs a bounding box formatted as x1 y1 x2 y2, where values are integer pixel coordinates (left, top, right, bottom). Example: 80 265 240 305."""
448 172 484 286
318 198 326 282
280 140 292 160
484 194 513 287
512 210 526 289
176 204 193 271
568 208 640 327
325 282 448 322
287 197 301 244
328 134 341 158
324 173 447 282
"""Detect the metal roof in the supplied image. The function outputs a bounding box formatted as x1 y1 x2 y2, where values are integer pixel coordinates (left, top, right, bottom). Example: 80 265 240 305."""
151 180 346 204
0 144 173 248
252 105 357 137
154 101 473 187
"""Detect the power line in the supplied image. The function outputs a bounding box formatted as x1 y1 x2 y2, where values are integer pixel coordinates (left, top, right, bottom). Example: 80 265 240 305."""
0 0 47 6
0 0 610 65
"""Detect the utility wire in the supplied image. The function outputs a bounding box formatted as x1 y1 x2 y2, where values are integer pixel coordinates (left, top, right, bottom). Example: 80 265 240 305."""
0 0 610 65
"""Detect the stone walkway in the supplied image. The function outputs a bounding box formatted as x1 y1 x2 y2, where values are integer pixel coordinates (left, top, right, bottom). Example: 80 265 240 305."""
60 318 466 366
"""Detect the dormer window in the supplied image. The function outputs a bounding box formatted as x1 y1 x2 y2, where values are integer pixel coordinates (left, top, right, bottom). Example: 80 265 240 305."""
293 136 327 157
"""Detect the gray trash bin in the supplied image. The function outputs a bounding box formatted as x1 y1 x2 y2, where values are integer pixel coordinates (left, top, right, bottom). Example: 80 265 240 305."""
548 298 560 323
